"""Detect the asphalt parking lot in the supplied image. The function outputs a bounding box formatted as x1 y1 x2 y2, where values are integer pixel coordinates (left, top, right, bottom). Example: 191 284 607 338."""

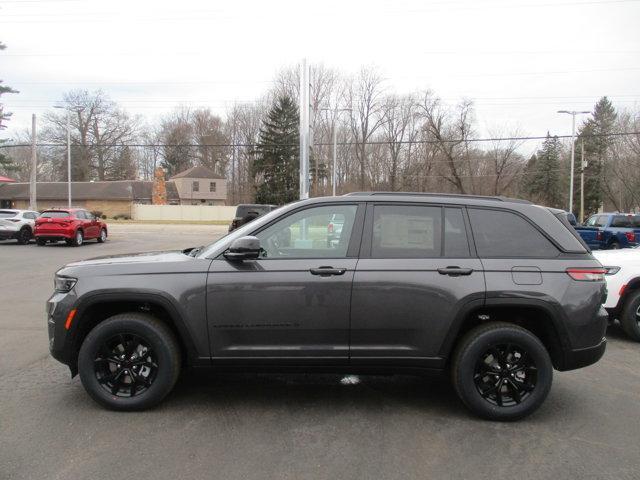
1 223 639 480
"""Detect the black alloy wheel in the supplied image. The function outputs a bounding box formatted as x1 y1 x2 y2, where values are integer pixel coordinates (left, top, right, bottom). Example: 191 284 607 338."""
473 343 537 407
94 333 158 397
17 227 31 245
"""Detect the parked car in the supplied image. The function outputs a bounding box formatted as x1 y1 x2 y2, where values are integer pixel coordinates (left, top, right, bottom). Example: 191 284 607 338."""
228 204 278 232
593 247 640 341
574 213 640 250
47 193 607 420
0 209 40 244
35 208 108 247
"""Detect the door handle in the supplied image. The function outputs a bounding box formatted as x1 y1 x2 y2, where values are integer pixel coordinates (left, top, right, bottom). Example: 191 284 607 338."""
437 266 474 276
309 266 347 276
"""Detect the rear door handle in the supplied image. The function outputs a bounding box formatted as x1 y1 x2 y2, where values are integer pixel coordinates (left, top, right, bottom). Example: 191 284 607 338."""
437 266 474 276
309 266 347 276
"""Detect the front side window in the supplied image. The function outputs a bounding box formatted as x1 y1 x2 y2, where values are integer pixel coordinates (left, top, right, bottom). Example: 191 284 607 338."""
371 205 442 258
469 208 559 258
256 205 358 258
192 181 199 192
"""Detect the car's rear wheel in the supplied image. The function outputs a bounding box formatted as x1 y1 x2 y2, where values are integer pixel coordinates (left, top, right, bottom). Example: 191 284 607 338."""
620 291 640 341
97 228 107 243
609 240 620 250
78 313 181 410
451 321 553 421
67 229 83 247
36 237 46 246
16 227 31 245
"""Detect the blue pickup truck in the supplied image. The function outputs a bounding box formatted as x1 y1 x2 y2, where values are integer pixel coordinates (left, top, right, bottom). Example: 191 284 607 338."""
571 213 640 250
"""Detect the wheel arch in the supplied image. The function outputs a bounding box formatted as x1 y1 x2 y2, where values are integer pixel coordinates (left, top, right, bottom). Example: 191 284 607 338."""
440 298 568 370
69 290 200 375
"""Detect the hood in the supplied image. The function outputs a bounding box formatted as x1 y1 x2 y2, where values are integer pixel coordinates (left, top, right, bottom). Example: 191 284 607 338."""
593 248 640 263
65 250 190 267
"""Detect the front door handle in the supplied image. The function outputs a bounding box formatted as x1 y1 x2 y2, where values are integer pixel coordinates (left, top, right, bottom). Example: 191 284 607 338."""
309 266 347 276
437 266 474 276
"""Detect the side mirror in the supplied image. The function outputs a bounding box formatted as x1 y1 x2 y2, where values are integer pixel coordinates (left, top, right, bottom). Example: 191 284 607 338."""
224 236 261 261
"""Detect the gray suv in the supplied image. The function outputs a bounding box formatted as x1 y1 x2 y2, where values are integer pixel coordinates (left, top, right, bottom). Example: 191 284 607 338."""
47 193 608 420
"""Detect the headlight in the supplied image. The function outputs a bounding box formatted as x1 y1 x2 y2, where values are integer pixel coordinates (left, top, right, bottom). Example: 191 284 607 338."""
604 266 621 275
54 275 77 292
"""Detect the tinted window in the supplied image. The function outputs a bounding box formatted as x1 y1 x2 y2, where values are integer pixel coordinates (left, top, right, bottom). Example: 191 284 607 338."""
469 208 559 258
610 215 640 228
444 208 470 257
40 211 70 218
237 205 273 217
371 205 442 258
256 205 357 258
0 211 17 218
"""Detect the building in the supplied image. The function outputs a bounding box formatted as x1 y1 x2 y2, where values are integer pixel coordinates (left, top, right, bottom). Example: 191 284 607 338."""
0 166 227 217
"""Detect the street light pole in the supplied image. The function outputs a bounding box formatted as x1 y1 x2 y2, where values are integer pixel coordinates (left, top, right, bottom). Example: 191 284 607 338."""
558 110 590 215
320 107 351 196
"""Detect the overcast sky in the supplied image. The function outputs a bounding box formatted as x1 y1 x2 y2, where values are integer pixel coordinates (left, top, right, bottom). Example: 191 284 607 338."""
1 0 639 154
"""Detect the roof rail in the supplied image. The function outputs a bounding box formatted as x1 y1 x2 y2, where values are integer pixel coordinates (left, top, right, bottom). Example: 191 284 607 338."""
342 191 531 204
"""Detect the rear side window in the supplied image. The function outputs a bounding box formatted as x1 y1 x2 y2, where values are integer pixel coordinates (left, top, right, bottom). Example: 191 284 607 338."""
371 205 442 258
469 208 559 258
0 211 17 218
444 208 470 257
40 211 70 218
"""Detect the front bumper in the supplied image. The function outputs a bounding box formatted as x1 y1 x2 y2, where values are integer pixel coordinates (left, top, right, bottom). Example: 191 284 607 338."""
47 290 78 372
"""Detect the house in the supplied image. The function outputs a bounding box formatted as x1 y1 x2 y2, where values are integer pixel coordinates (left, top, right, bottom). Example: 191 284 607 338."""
0 166 227 217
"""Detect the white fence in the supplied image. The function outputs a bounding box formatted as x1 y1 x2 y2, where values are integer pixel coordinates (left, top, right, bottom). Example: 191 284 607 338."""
132 204 236 222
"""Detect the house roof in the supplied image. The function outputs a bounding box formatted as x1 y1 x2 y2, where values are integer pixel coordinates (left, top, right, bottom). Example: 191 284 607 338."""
170 165 225 180
0 180 180 202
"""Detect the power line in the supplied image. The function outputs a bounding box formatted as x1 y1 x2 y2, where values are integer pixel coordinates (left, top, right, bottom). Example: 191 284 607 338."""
2 131 638 149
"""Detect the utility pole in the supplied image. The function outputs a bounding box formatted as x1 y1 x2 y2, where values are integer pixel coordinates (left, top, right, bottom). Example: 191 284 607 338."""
557 110 590 215
55 104 85 209
580 139 586 223
29 114 37 210
299 58 310 200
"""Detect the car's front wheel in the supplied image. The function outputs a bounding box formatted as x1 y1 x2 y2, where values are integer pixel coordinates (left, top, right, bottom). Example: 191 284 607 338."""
451 321 553 421
620 290 640 341
78 313 181 410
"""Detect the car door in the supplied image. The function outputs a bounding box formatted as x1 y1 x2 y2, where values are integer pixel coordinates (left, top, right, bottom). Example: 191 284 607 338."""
207 202 364 364
350 203 485 367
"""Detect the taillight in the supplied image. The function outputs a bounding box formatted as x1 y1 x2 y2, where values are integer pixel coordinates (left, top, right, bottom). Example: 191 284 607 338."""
328 223 334 233
625 231 635 242
566 268 607 281
596 231 603 241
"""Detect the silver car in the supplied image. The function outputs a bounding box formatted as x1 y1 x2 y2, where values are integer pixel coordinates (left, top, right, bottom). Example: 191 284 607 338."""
0 209 40 244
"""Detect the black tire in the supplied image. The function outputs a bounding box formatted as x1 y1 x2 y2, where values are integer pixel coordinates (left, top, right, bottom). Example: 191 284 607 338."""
451 321 553 421
97 228 107 243
78 312 181 411
36 237 47 246
609 240 620 250
16 227 32 245
68 229 83 247
620 291 640 341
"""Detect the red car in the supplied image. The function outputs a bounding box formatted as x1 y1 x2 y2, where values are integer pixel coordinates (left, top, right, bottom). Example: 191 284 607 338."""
35 208 108 247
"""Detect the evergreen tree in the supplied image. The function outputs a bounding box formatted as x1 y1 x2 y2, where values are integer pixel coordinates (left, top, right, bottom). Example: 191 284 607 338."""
0 42 19 172
575 97 617 215
253 95 299 204
524 133 563 208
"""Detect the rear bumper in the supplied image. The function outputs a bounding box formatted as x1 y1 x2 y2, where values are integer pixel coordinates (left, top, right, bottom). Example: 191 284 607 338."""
35 231 74 239
558 306 609 371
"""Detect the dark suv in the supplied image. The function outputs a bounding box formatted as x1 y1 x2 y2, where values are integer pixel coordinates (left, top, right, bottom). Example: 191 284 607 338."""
47 193 608 420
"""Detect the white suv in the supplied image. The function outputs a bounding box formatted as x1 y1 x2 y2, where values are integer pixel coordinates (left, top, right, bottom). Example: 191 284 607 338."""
593 247 640 341
0 209 40 245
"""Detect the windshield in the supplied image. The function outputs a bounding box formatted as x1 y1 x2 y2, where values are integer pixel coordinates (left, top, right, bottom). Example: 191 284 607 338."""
197 205 288 258
40 211 70 218
0 211 17 218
